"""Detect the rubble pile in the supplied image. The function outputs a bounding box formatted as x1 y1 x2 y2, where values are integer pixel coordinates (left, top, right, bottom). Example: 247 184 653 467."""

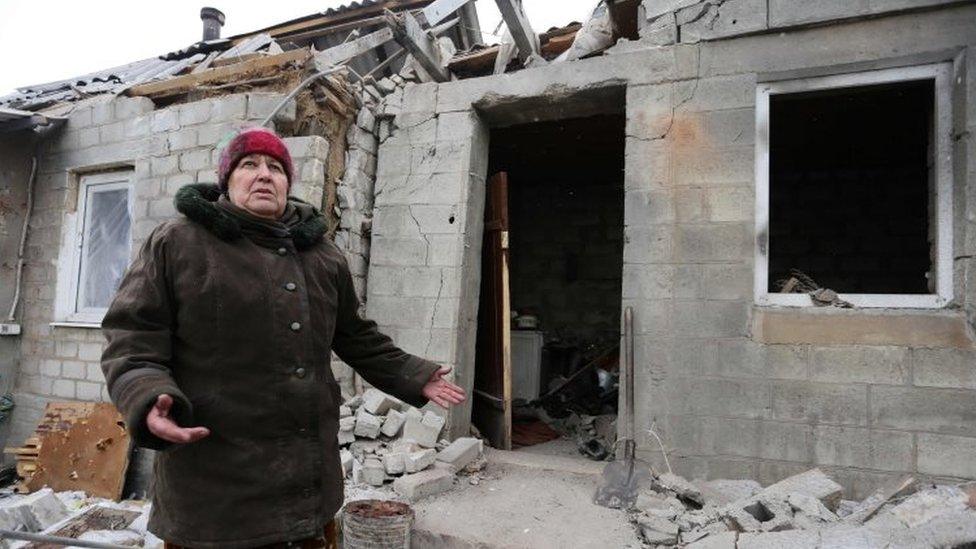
339 389 485 502
0 487 159 547
630 468 976 548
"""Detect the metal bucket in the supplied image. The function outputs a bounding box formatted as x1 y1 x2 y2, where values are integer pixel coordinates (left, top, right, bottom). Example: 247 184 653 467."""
342 499 413 549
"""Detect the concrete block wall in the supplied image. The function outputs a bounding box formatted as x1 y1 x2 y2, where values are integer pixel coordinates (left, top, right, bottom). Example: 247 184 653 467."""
366 81 488 439
368 3 976 497
4 92 325 451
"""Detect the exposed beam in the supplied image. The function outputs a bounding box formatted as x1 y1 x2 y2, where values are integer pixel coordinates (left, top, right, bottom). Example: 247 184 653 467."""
126 48 311 98
383 9 450 82
315 26 395 67
493 0 540 61
422 0 474 27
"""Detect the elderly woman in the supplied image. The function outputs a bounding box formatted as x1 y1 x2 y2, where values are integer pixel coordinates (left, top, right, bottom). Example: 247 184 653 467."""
101 127 465 548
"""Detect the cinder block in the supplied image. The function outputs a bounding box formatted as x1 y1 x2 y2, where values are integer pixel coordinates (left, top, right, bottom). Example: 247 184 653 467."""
353 411 382 439
5 487 71 532
151 109 179 133
674 300 748 338
770 381 867 426
168 129 197 151
61 361 86 380
381 409 406 437
340 449 354 477
51 380 75 399
178 101 211 126
247 93 296 125
392 465 454 501
210 95 247 122
76 381 103 402
812 426 913 472
870 386 976 436
361 458 386 486
672 223 751 262
383 452 406 475
404 448 437 473
913 348 976 389
760 468 844 511
402 411 446 448
436 437 482 470
808 346 909 385
917 433 976 478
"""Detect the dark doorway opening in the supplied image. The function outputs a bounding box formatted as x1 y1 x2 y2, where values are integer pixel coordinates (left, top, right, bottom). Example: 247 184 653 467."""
473 114 625 458
768 79 935 294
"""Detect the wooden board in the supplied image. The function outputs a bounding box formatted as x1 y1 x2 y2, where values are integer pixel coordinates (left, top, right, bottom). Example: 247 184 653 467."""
126 48 311 98
473 172 512 450
27 506 140 549
5 402 131 500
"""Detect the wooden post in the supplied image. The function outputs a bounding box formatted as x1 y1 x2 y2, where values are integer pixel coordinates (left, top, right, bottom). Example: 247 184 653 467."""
494 0 540 62
383 9 451 82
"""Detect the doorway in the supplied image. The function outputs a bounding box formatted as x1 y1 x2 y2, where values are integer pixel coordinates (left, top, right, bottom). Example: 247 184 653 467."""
473 114 626 458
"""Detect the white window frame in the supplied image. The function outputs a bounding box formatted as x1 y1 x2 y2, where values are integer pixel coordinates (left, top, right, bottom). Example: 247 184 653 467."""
54 171 134 326
754 63 953 309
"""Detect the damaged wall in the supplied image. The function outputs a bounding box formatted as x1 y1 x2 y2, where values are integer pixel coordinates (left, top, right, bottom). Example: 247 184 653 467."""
3 92 336 455
368 0 976 498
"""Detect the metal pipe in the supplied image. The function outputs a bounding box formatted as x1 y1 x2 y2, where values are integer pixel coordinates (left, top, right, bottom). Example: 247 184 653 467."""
0 529 135 549
259 65 346 127
7 156 37 322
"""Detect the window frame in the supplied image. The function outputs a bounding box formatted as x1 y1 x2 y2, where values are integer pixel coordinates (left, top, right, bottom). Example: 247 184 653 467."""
54 171 134 326
753 62 953 309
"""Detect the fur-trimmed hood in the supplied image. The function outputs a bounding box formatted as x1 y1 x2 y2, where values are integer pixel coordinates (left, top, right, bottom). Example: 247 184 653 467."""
173 183 328 250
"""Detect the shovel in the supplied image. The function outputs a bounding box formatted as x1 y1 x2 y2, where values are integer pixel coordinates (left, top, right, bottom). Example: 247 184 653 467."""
593 306 652 509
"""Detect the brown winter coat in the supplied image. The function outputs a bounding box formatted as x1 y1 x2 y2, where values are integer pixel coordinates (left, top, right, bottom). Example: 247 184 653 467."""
101 184 439 548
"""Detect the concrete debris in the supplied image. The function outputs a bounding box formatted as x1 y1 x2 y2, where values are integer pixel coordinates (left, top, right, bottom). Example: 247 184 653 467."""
380 408 406 437
759 468 843 511
337 394 480 501
362 388 400 416
636 514 680 544
654 472 705 508
402 410 446 448
353 410 383 439
697 479 763 507
436 437 483 471
5 487 71 531
393 464 455 502
630 467 976 548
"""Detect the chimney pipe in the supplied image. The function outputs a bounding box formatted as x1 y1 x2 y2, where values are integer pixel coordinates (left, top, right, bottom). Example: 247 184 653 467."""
200 7 225 41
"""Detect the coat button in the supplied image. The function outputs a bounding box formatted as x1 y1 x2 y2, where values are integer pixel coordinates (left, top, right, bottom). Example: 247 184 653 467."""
277 247 287 256
285 282 297 291
295 367 307 378
290 322 301 331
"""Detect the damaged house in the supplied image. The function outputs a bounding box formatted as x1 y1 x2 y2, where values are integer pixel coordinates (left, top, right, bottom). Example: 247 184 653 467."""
0 0 975 523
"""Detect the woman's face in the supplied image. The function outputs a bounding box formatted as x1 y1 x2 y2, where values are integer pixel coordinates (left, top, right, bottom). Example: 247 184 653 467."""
226 153 289 219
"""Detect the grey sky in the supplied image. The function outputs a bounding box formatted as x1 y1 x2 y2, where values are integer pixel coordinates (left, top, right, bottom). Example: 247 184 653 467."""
0 0 599 97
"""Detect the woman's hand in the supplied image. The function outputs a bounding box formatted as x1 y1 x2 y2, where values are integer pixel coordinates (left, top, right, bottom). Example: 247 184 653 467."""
421 366 467 408
147 394 211 444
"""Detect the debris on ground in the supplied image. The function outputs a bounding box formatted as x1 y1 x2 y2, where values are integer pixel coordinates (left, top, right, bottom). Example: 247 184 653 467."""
4 402 130 499
338 388 485 502
776 269 853 308
0 486 160 548
629 467 976 547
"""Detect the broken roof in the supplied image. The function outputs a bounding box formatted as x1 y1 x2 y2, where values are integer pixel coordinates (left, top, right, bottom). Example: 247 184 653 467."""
0 0 438 112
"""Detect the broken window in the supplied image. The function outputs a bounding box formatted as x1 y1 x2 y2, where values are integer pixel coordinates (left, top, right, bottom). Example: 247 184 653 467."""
755 63 953 308
55 171 133 324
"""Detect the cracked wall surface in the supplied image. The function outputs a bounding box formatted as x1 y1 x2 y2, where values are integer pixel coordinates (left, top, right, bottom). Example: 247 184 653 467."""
369 2 976 498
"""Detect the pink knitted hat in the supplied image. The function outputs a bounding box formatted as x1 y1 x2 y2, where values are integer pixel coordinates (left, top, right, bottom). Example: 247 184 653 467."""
217 127 294 191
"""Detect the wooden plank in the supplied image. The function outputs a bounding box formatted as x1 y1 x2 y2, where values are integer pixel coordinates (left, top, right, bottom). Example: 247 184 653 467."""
7 402 131 500
384 9 450 82
127 48 311 97
472 172 512 451
315 26 395 67
494 0 540 61
422 0 474 26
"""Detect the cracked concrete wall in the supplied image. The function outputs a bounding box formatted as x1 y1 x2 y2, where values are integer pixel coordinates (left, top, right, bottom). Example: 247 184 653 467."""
370 3 976 498
2 92 329 453
637 0 967 45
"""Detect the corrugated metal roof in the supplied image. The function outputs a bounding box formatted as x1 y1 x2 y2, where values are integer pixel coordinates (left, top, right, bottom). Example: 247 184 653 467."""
0 107 65 132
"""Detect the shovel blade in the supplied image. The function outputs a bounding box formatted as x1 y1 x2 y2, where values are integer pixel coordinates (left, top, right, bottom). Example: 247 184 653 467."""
593 458 652 509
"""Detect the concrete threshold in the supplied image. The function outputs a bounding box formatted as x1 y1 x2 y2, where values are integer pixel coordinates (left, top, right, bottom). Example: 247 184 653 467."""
410 448 642 549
